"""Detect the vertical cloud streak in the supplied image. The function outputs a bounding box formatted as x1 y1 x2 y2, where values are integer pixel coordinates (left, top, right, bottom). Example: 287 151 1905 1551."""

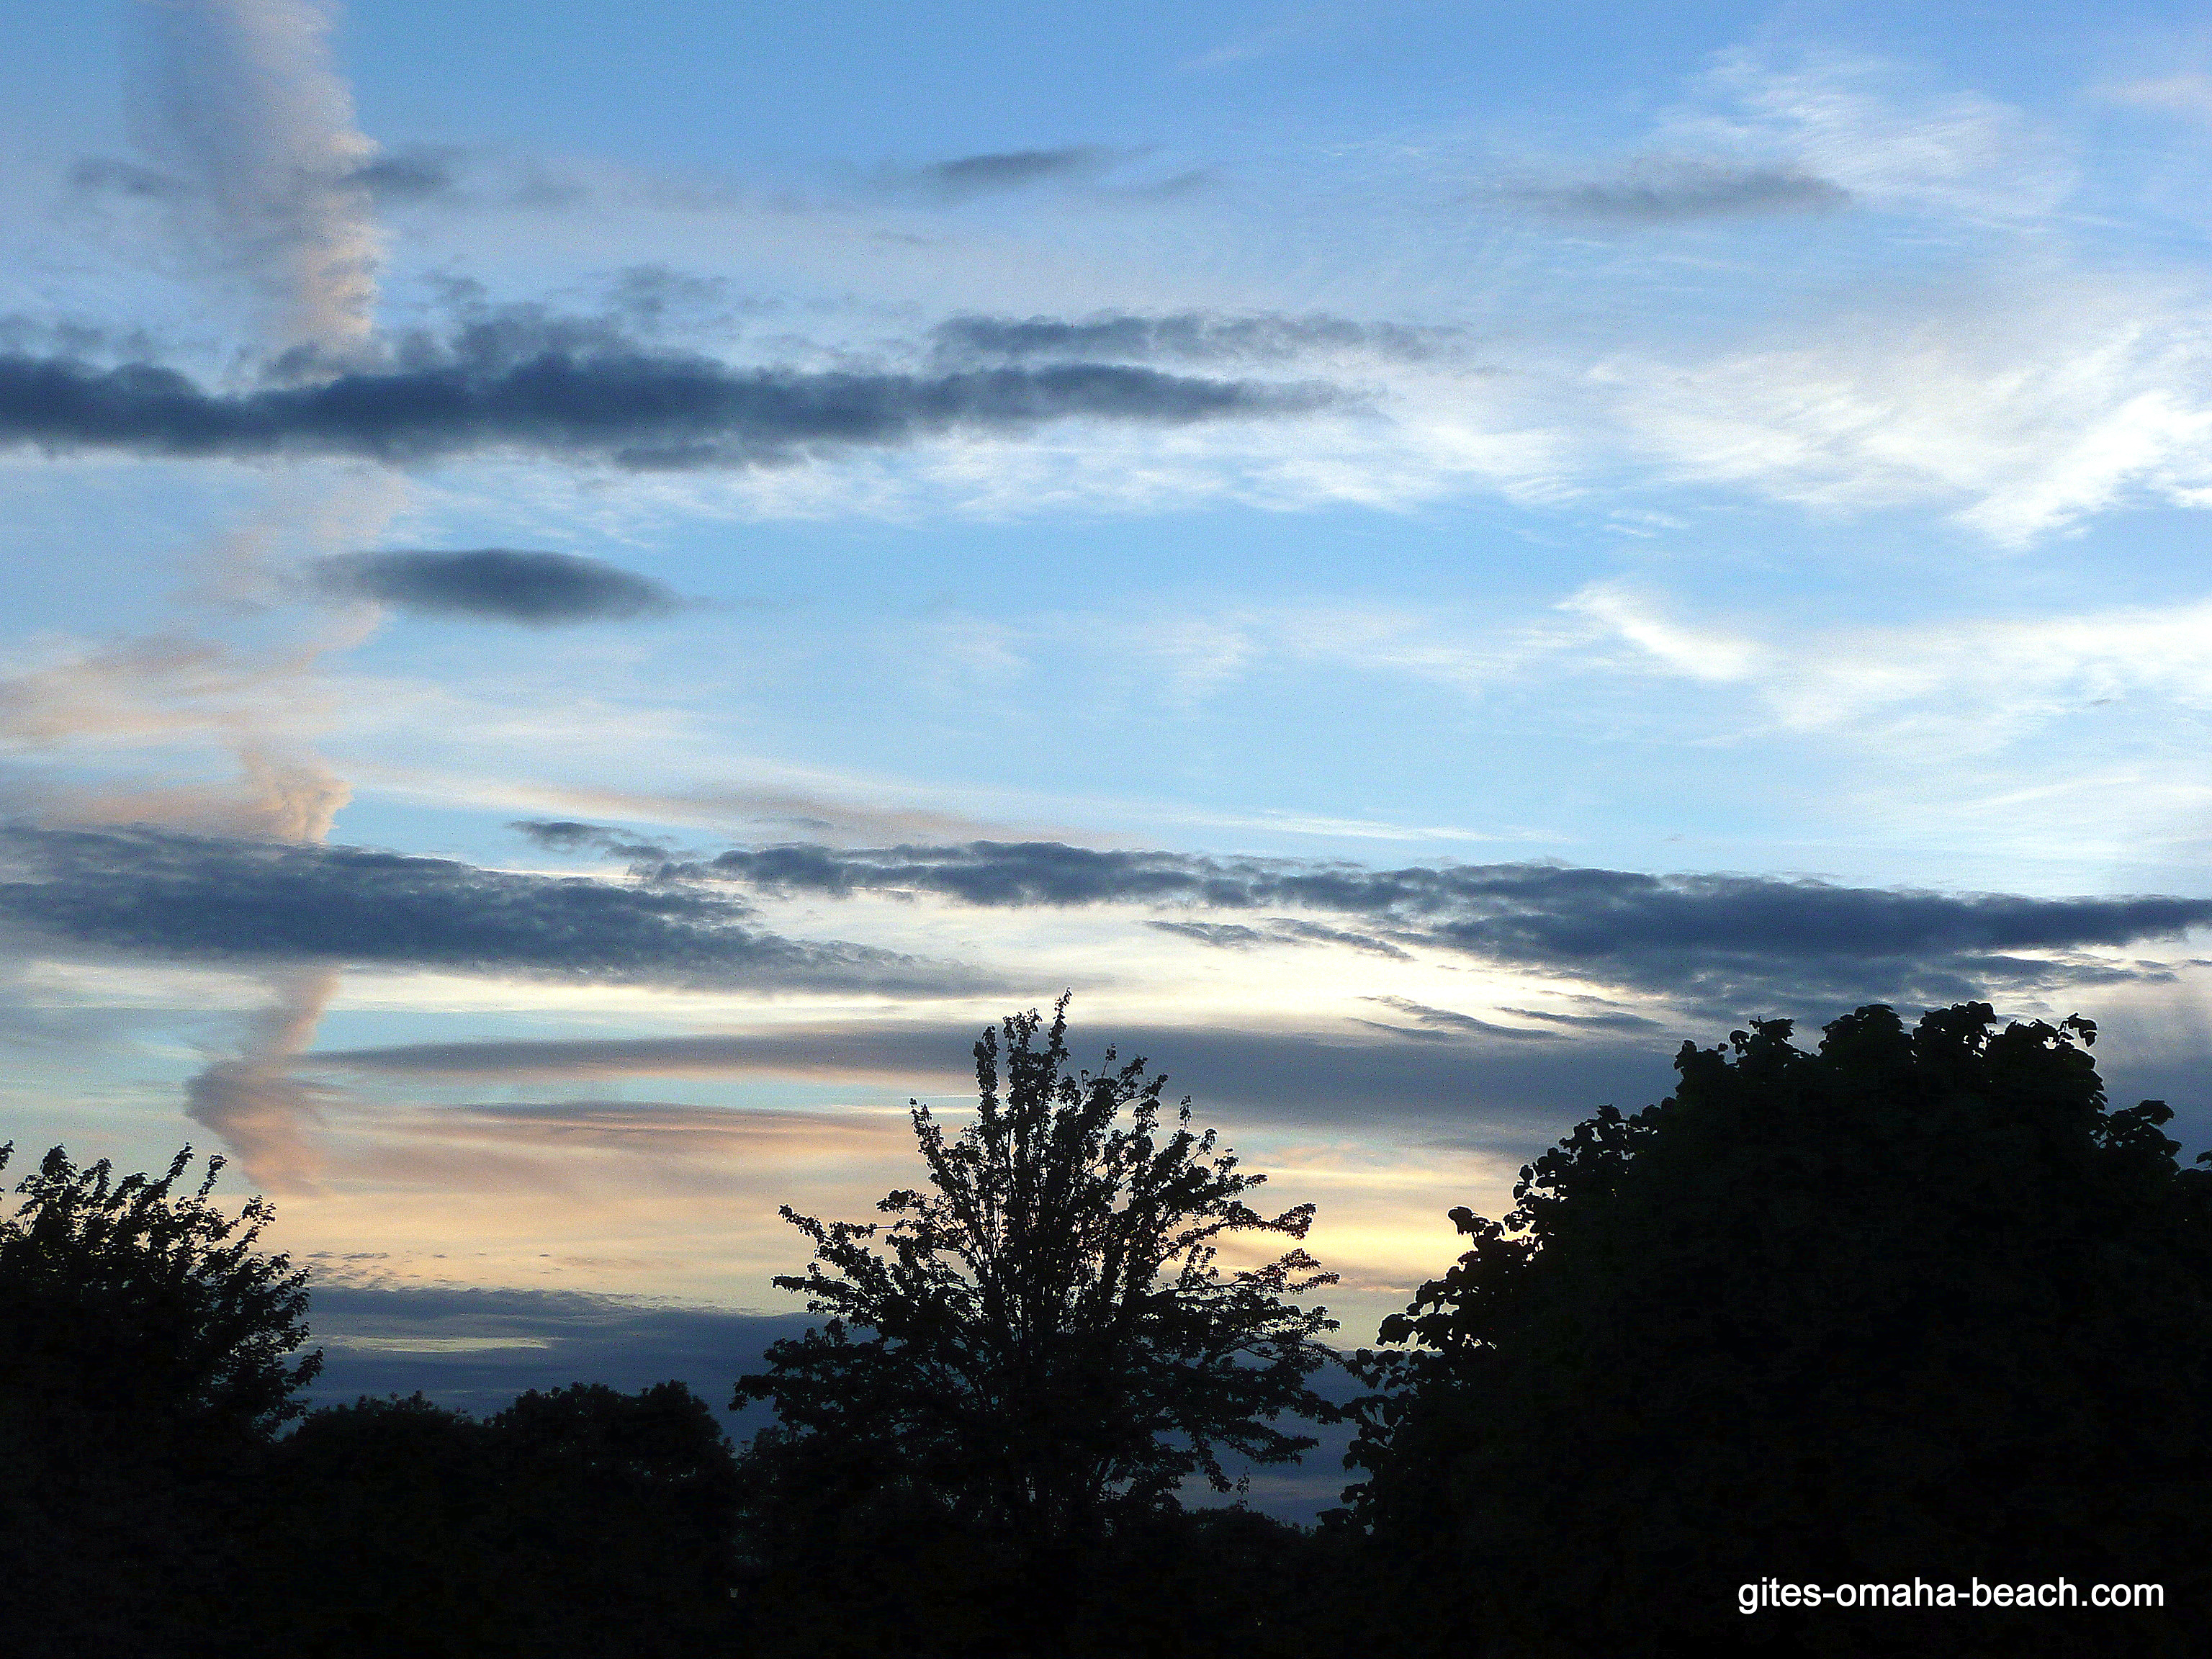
184 963 341 1190
145 0 381 351
131 2 393 1179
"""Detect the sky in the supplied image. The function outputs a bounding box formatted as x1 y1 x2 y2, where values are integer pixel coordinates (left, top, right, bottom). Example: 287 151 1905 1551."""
8 2 2212 1489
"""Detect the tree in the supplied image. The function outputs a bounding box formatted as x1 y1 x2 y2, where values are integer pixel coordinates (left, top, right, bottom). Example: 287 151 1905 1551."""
0 1141 322 1658
732 999 1339 1647
1344 1003 2212 1659
0 1142 320 1435
244 1382 740 1659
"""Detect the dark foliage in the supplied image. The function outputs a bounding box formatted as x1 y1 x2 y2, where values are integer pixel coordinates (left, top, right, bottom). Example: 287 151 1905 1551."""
241 1382 740 1658
1345 1003 2212 1658
732 998 1340 1651
0 1142 320 1658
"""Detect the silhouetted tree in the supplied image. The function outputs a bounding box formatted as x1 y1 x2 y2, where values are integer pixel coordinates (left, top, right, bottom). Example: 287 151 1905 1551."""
1346 1004 2212 1658
245 1382 739 1659
0 1142 320 1657
733 998 1339 1652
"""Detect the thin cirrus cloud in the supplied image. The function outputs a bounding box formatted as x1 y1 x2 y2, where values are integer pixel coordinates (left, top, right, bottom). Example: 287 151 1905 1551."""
1354 994 1568 1043
0 824 990 996
346 145 465 204
309 1017 1678 1141
68 156 194 201
311 549 685 626
0 344 1337 469
1502 156 1851 223
886 145 1125 199
68 144 462 207
932 311 1465 366
559 833 2212 1012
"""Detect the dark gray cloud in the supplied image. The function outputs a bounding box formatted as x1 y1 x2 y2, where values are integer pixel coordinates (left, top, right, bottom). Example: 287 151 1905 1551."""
933 311 1462 367
598 266 738 334
302 1282 809 1427
348 145 464 204
0 315 166 364
1147 920 1269 950
310 1017 1675 1144
1148 916 1412 960
313 549 684 626
685 839 2212 1012
513 820 682 860
1507 158 1851 223
74 146 462 207
0 824 984 995
895 145 1120 199
68 156 192 200
1357 994 1561 1043
0 336 1334 468
1496 1002 1663 1033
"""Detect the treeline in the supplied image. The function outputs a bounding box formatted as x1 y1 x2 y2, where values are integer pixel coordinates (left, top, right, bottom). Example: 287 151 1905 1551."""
5 1002 2210 1657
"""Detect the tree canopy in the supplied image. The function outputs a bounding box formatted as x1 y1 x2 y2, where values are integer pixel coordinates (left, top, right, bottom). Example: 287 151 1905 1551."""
1345 1002 2212 1658
0 1141 323 1658
732 998 1340 1642
245 1382 742 1659
0 1141 320 1437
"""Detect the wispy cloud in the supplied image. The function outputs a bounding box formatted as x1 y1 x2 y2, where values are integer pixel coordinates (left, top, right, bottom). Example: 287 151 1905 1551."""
1674 48 2074 224
1568 584 2212 753
1601 274 2212 542
933 311 1464 366
1501 157 1849 223
886 145 1125 200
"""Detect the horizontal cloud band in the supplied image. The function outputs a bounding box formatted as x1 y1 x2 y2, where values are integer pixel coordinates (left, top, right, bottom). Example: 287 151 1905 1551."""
576 834 2212 1010
0 824 984 993
689 839 2212 950
0 350 1336 468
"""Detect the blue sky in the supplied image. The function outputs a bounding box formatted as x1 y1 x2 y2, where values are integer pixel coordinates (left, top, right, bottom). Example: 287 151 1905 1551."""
7 0 2212 1392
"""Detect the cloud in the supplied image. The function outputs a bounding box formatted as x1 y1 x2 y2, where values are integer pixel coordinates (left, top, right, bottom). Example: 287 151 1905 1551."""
0 344 1339 469
184 963 339 1189
1676 48 2072 224
932 312 1462 366
1496 1003 1663 1033
347 145 463 204
0 824 986 995
687 838 2212 1010
1601 275 2212 543
892 145 1121 199
302 1282 816 1425
426 1100 913 1156
141 0 383 350
310 1017 1675 1141
1148 917 1412 959
2104 73 2212 125
313 549 685 626
1567 584 2212 760
69 156 193 200
0 632 318 749
1357 994 1561 1042
1503 157 1850 222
